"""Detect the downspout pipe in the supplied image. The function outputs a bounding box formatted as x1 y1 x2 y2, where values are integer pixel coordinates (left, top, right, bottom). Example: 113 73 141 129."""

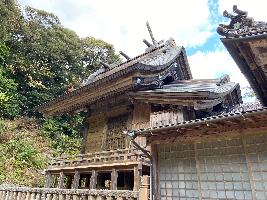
127 131 153 200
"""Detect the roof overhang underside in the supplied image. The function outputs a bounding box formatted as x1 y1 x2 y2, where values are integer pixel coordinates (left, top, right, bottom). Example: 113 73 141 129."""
221 34 267 106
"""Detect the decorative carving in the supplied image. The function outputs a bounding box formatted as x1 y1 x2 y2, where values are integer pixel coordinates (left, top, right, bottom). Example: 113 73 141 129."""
217 5 267 38
105 115 129 150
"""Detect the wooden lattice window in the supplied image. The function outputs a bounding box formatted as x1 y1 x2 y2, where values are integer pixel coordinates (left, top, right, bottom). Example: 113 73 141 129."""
105 115 129 150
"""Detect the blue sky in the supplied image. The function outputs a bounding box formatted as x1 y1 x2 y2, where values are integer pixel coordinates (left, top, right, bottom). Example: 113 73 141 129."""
17 0 267 101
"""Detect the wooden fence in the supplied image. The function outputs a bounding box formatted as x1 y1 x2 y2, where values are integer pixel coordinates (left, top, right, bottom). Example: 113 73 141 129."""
0 187 138 200
0 176 150 200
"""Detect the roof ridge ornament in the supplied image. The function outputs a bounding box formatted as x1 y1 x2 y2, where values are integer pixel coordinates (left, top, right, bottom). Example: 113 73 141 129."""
217 5 267 38
119 51 131 60
144 21 165 52
146 21 157 45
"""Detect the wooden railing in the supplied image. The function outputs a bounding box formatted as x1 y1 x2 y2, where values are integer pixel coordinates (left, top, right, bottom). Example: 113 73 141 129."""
48 148 149 169
0 187 139 200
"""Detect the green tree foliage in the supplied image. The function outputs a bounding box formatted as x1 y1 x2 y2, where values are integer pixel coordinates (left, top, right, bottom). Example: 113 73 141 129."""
1 2 120 116
0 0 120 185
0 119 47 186
0 0 22 42
39 114 83 156
0 43 21 118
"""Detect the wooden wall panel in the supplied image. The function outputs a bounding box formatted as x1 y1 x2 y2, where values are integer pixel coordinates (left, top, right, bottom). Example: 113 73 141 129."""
85 114 106 153
131 103 151 130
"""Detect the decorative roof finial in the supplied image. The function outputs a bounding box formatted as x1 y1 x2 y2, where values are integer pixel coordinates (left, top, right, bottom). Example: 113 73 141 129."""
216 5 263 38
100 61 111 70
146 21 157 45
119 51 131 60
143 39 152 47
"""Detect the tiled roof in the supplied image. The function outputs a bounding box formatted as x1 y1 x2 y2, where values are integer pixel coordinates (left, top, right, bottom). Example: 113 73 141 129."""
135 79 238 99
135 102 266 134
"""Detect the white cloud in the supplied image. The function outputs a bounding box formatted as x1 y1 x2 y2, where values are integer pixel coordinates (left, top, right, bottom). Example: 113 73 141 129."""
188 49 250 88
18 0 212 56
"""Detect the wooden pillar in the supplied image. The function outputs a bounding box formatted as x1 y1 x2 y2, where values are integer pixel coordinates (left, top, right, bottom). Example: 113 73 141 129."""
111 168 118 190
90 170 97 189
44 171 52 188
73 171 80 189
139 175 149 200
58 171 65 189
151 144 158 200
133 166 140 191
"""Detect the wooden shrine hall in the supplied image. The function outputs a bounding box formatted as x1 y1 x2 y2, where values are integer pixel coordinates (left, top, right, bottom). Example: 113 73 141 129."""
1 6 267 200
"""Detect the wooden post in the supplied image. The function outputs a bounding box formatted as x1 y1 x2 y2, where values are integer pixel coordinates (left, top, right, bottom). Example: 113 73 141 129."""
59 194 64 200
133 166 140 191
46 193 52 200
58 171 65 189
36 193 41 200
5 191 10 200
17 191 22 200
73 171 80 189
14 192 18 200
88 195 96 200
0 191 3 200
45 171 52 188
139 175 149 200
111 168 118 190
90 170 97 189
9 191 14 200
73 194 78 200
30 192 36 200
151 144 158 200
1 191 4 199
52 193 58 200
